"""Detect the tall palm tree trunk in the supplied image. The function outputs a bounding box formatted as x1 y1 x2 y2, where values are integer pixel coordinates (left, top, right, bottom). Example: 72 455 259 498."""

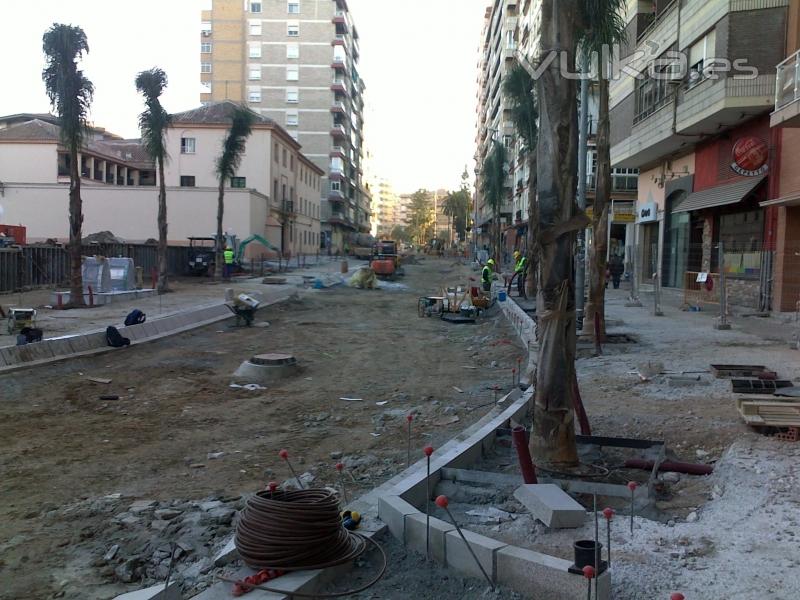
583 72 611 338
526 152 538 298
529 0 583 468
157 157 169 294
215 179 225 280
68 148 85 307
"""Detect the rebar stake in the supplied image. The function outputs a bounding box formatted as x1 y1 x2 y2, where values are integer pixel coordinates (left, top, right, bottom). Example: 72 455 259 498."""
436 495 494 590
335 462 348 504
279 449 303 489
627 481 638 535
424 445 434 559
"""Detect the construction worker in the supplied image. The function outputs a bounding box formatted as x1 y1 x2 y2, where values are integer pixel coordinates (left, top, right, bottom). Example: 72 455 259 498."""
223 246 234 279
481 258 495 293
513 250 528 298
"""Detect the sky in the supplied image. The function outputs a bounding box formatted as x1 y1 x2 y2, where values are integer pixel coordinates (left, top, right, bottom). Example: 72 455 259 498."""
0 0 486 194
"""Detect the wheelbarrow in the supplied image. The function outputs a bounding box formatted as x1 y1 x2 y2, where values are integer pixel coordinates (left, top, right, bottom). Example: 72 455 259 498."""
7 308 37 335
226 294 261 327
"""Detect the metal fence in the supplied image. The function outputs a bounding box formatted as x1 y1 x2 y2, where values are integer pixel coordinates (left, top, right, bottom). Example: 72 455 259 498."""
0 243 194 293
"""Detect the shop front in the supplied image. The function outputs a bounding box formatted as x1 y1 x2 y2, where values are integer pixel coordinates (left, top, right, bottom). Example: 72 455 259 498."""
635 200 660 284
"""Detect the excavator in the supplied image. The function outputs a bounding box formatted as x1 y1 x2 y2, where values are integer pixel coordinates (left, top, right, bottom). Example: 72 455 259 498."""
234 234 281 266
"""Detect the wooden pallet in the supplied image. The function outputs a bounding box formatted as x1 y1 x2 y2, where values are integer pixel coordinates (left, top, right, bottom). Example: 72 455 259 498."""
737 397 800 427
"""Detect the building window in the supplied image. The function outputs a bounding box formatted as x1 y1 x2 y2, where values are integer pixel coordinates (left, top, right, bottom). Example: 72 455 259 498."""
286 66 299 81
231 177 247 188
248 89 262 102
250 1 262 12
249 43 261 58
290 155 295 171
287 22 299 37
249 21 262 35
200 63 212 73
249 67 261 80
201 21 212 35
287 43 299 59
274 143 279 162
288 1 300 14
283 148 287 167
201 42 212 53
180 176 196 187
634 49 678 124
687 29 717 89
180 137 196 154
331 180 341 192
201 81 212 93
286 111 299 126
286 87 299 103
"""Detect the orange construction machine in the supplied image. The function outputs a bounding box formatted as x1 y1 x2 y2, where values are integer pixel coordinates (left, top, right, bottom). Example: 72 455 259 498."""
370 240 401 279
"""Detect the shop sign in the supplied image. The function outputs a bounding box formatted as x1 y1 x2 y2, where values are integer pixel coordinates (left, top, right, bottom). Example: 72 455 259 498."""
731 137 769 177
637 202 658 223
612 203 636 223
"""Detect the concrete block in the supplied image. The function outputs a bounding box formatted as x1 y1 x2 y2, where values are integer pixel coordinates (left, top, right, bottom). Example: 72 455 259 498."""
444 528 507 581
191 581 286 600
496 545 610 600
16 345 35 363
514 484 586 528
141 322 159 338
48 339 74 358
84 332 108 348
213 536 238 567
397 469 441 508
377 495 419 540
404 512 454 563
124 324 146 342
66 335 90 353
113 582 180 600
0 346 19 366
443 436 484 469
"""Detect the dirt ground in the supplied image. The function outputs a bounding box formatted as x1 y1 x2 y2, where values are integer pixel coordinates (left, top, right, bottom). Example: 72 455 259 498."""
0 258 524 600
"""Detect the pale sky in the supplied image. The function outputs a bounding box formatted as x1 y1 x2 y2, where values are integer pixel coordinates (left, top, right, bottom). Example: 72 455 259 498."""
0 0 486 194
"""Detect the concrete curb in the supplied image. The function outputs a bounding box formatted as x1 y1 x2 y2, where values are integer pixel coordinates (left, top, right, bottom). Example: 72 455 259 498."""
0 297 290 375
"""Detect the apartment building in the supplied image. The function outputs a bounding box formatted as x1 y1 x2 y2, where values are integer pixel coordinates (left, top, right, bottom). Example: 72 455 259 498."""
609 0 788 310
0 102 323 256
766 0 800 311
369 177 403 238
200 0 369 253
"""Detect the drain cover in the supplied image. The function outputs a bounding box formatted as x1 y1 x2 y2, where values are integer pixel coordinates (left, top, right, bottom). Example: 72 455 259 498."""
251 353 296 366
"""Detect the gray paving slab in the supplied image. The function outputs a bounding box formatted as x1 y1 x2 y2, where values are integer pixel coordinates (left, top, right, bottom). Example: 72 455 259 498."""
444 527 507 581
377 495 420 540
514 484 587 528
405 512 454 563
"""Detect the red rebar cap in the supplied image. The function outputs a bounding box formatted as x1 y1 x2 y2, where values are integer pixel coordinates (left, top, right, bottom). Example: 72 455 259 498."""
268 481 277 492
279 449 289 459
435 495 449 508
423 446 434 457
335 462 344 472
582 565 595 579
603 507 614 520
627 481 638 491
670 594 685 600
406 414 414 422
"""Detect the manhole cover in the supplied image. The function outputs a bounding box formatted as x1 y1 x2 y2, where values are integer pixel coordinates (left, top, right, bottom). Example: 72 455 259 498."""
251 353 296 366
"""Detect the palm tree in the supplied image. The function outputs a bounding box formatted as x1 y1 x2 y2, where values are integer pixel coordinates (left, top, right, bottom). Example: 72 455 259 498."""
214 104 256 279
528 0 588 468
579 0 627 338
42 23 94 307
503 64 538 297
480 141 507 263
135 67 171 294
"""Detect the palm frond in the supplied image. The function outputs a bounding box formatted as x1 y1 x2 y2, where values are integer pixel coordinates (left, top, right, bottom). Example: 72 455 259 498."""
481 141 508 212
217 104 257 181
578 0 627 53
42 23 94 151
503 64 538 152
135 68 171 164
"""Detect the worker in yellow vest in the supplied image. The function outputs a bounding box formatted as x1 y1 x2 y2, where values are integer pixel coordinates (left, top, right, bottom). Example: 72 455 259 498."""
481 258 495 293
513 250 528 298
223 246 234 279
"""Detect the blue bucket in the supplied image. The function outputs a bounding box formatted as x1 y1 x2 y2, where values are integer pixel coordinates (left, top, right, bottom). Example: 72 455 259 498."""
498 290 507 302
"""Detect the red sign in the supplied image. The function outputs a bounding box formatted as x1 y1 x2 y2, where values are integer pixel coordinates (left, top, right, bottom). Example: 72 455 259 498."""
731 137 769 177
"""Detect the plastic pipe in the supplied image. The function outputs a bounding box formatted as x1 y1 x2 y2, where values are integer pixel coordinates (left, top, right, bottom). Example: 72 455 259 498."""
624 459 713 475
512 426 537 484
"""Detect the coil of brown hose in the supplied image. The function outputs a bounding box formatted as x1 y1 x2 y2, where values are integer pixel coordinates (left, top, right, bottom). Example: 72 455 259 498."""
235 488 366 571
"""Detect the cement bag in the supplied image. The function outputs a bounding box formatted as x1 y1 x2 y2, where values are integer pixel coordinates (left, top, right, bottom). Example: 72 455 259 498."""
348 267 377 289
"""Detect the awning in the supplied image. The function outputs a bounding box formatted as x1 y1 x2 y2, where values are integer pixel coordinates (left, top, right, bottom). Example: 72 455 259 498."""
760 192 800 208
672 176 766 214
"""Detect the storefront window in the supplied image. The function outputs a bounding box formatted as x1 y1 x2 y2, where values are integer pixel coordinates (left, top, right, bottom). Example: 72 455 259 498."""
718 210 763 279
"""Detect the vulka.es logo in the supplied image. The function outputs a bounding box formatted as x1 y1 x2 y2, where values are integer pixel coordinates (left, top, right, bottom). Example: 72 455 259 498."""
528 42 760 82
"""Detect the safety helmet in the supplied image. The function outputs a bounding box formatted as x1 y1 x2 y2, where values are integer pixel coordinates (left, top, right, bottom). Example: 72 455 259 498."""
486 258 495 266
513 250 521 259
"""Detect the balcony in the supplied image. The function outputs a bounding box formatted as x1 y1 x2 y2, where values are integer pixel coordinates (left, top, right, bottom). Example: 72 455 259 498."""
330 101 347 116
504 42 517 60
330 123 347 138
772 50 800 128
329 145 346 159
612 74 776 168
332 55 347 70
281 200 295 215
331 78 347 94
333 10 349 33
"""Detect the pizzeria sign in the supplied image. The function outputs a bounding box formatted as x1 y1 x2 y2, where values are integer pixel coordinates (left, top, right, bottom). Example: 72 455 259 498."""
730 137 769 177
